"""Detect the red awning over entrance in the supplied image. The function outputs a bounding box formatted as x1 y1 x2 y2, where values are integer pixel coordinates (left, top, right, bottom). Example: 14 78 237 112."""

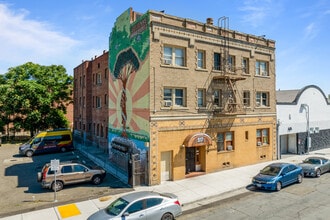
183 133 212 147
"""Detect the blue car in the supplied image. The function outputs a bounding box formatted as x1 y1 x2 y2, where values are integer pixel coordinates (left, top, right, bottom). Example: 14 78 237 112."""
252 162 303 191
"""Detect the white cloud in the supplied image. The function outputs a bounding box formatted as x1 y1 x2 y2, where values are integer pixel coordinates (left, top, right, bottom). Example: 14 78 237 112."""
239 0 283 29
0 3 80 73
304 22 318 40
239 0 274 27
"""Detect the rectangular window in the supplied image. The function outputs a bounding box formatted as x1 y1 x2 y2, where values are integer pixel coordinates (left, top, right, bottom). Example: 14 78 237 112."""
255 61 269 76
256 92 269 107
197 50 206 69
243 91 250 107
164 47 172 64
163 46 185 66
256 128 269 146
163 87 186 107
175 48 184 66
217 131 234 152
104 68 107 79
213 89 222 107
242 57 249 74
175 89 183 105
227 55 235 72
97 73 102 84
96 96 101 108
214 53 221 70
197 89 206 107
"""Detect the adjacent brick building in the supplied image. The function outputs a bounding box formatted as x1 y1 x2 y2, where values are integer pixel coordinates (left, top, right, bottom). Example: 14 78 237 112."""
73 50 109 151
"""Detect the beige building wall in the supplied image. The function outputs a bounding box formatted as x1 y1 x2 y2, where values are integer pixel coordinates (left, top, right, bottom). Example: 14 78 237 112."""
147 10 276 185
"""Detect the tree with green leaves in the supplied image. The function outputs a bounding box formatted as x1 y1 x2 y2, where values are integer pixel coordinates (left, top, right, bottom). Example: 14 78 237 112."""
0 62 73 137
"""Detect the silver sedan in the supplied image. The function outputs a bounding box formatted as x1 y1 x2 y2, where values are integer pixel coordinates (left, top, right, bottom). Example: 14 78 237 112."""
299 156 330 177
88 191 182 220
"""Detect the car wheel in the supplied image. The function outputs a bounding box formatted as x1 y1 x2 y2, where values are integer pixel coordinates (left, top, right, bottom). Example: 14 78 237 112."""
297 174 303 183
92 175 102 185
60 147 66 153
161 212 174 220
276 182 282 191
25 150 33 157
52 181 64 191
316 169 321 178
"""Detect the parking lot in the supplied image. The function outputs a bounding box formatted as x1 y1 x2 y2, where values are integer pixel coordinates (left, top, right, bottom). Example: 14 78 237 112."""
0 143 132 218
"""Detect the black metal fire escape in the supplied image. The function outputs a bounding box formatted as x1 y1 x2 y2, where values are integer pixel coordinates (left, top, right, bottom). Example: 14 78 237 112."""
211 16 245 115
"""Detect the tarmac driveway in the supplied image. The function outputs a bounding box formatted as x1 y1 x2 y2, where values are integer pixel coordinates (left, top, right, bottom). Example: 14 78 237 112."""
0 143 132 218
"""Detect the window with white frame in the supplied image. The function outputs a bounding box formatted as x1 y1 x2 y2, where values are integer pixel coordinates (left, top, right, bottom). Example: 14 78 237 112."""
256 128 269 146
256 91 269 107
197 50 206 69
217 131 234 152
197 89 206 107
243 90 250 107
163 87 186 107
255 60 269 76
213 53 221 70
163 46 185 66
96 96 101 108
242 57 249 74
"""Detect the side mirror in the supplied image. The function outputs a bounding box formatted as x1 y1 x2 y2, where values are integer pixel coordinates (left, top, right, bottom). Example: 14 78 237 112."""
123 212 130 217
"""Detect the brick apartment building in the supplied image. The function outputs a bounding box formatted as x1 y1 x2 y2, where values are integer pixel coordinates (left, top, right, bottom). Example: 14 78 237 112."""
73 50 109 150
74 8 276 186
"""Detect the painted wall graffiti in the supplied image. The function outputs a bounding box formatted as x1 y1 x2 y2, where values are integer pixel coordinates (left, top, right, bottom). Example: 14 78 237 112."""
108 8 150 185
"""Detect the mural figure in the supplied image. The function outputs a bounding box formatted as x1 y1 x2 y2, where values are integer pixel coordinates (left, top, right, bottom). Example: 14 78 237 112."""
108 8 150 186
113 48 140 138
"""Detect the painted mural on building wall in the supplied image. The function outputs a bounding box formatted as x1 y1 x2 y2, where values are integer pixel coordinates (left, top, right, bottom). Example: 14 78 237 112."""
108 8 150 184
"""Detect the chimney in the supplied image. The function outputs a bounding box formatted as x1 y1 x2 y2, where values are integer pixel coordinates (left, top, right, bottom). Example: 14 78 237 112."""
206 18 213 25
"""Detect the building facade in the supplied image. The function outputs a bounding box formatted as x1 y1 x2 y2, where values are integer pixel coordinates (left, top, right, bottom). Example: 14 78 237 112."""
277 85 330 156
73 50 109 151
106 8 277 186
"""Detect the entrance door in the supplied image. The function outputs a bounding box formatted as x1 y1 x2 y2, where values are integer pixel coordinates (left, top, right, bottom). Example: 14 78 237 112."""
185 147 196 174
161 151 171 182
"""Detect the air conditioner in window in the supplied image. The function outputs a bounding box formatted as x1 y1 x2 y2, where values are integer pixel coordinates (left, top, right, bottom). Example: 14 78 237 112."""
262 71 268 76
163 100 172 107
257 141 262 146
164 59 171 65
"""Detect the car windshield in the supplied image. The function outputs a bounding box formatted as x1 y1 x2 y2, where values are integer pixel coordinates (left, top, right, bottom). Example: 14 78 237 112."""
106 197 129 216
303 158 320 164
260 165 281 176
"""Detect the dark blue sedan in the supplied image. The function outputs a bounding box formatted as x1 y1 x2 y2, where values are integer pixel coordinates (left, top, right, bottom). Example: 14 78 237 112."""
252 162 303 191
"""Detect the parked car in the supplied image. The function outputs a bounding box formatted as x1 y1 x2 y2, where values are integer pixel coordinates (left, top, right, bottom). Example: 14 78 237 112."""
252 162 303 191
37 161 106 191
87 191 182 220
298 156 330 177
19 129 74 157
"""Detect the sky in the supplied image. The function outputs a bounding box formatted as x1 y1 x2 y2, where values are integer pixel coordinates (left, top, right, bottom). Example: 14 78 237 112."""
0 0 329 95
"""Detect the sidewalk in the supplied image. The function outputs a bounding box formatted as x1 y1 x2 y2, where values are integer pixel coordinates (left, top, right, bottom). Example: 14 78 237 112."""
2 148 330 220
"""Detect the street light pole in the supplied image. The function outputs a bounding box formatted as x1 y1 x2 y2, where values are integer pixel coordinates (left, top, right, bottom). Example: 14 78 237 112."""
301 104 311 154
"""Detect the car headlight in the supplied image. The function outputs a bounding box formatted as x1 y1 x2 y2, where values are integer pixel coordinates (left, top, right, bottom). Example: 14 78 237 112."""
266 180 275 184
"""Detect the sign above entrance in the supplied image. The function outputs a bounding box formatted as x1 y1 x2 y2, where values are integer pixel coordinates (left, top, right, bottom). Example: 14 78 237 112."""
183 133 212 147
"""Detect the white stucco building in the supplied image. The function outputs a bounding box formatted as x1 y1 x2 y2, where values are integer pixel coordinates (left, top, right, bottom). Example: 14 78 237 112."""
276 85 330 156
